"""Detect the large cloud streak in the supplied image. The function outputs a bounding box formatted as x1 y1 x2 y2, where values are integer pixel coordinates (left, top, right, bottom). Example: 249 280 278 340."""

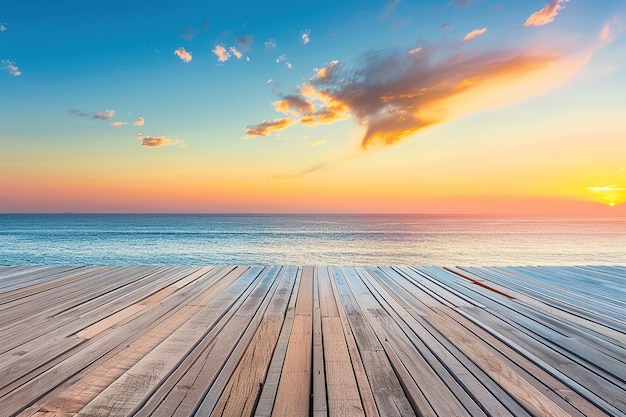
244 118 295 138
246 39 592 150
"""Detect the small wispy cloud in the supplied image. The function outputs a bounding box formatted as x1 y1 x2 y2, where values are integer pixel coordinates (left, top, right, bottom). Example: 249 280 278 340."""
2 60 21 76
302 30 310 45
382 0 401 18
587 185 625 192
0 24 6 32
463 27 487 41
110 121 126 127
265 39 277 49
599 17 625 45
68 108 89 117
213 45 230 62
308 139 327 146
440 23 452 29
93 110 115 120
524 0 569 27
276 54 292 69
407 47 422 55
244 118 295 138
174 47 192 63
133 117 145 126
137 134 185 148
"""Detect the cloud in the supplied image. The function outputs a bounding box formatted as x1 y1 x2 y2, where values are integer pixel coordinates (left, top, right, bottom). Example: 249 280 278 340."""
133 117 145 126
110 121 126 127
308 140 327 146
463 27 487 41
276 54 293 69
2 60 21 76
302 30 310 45
524 0 569 27
230 46 243 59
213 45 230 62
265 39 277 49
174 47 192 63
0 24 6 32
93 110 115 120
246 38 594 152
68 108 89 117
244 118 295 138
383 0 401 18
137 134 185 148
440 23 452 29
236 35 254 52
408 47 422 56
599 17 625 45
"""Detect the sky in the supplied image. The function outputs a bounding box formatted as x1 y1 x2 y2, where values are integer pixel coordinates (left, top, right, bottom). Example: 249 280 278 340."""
1 0 625 214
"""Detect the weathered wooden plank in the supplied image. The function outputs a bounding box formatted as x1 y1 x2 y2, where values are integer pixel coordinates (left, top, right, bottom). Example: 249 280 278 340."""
334 267 415 417
271 266 313 417
253 267 301 417
318 267 364 417
312 267 328 417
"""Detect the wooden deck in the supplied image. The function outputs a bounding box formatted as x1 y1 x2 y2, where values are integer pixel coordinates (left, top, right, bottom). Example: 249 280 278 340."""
0 265 624 417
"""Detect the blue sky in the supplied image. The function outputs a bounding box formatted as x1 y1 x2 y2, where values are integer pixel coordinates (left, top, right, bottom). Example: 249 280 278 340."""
2 0 626 213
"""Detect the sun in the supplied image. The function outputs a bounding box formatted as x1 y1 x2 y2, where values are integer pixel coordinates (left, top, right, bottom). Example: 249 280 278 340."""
610 202 615 207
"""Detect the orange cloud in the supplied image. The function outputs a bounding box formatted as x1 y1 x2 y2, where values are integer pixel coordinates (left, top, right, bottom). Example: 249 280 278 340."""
137 134 185 148
463 27 487 41
133 117 145 126
110 121 126 127
244 118 295 138
246 37 593 153
174 47 192 63
213 45 230 62
524 0 569 27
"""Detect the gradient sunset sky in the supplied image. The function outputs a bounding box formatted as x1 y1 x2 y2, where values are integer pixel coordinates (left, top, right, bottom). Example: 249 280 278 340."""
1 0 625 213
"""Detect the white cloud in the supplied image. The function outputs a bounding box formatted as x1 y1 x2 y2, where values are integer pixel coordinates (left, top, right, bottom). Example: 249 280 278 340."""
408 47 422 55
2 60 21 76
265 39 277 48
524 0 569 27
302 30 310 45
110 121 126 127
276 54 293 69
0 24 6 32
463 27 487 41
213 45 230 62
174 47 192 63
133 117 145 126
93 110 115 120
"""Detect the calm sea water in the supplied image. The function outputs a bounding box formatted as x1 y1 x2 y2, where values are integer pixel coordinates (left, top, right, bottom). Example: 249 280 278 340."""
0 214 625 265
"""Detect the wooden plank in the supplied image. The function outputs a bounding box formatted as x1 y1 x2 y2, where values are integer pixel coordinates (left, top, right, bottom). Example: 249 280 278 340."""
318 267 364 417
312 267 328 417
253 267 301 417
271 266 313 417
333 267 415 417
328 267 378 417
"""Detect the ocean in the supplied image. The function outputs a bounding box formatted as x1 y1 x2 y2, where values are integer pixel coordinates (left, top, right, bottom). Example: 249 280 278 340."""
0 214 625 265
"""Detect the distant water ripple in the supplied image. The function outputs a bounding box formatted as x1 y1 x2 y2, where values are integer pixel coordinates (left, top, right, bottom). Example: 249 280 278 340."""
1 214 625 265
